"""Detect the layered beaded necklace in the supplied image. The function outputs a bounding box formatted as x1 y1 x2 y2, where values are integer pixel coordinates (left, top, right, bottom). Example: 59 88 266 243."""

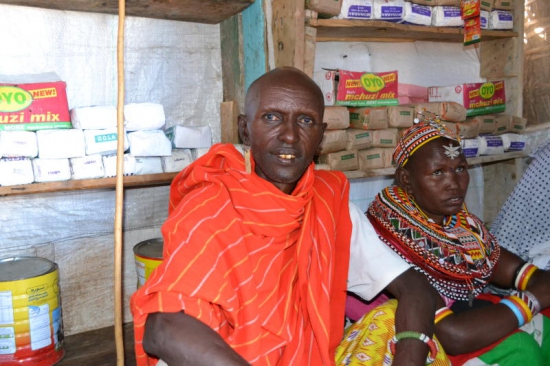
367 185 501 303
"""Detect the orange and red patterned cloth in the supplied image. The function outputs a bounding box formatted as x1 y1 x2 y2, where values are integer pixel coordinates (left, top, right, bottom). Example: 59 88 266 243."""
130 143 353 366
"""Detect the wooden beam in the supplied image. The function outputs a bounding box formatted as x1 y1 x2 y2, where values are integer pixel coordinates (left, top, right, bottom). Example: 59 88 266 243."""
0 0 255 24
220 13 245 114
220 101 240 144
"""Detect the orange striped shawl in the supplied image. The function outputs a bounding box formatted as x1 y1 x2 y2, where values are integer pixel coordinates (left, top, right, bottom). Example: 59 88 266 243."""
130 143 352 365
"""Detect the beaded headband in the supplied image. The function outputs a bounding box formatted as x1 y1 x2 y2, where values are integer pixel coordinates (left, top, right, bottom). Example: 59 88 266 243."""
393 112 461 167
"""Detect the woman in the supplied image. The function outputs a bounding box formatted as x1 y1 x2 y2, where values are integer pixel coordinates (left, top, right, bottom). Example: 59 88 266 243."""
338 116 550 365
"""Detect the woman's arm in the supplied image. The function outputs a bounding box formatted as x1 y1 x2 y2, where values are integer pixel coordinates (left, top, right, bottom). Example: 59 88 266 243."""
143 311 250 366
385 268 439 366
435 247 550 355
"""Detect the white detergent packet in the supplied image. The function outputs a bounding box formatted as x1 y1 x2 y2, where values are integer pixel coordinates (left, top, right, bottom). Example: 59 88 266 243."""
32 158 71 183
432 6 463 27
161 149 193 173
402 2 432 26
83 128 129 156
128 130 172 157
70 155 105 180
124 103 165 131
36 129 86 159
134 157 163 175
102 154 136 177
480 10 489 29
338 0 374 19
0 131 38 158
70 105 117 129
0 157 34 185
489 10 513 29
373 0 406 22
164 125 212 149
192 147 210 161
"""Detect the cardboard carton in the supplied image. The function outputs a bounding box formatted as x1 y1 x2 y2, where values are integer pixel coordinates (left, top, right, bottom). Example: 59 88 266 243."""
0 73 71 131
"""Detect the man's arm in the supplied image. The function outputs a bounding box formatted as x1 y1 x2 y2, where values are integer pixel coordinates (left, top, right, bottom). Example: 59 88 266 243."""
385 268 439 366
143 311 250 366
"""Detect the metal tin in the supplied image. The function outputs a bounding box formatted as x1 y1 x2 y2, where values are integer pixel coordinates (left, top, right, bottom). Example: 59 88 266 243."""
133 238 164 288
0 256 64 366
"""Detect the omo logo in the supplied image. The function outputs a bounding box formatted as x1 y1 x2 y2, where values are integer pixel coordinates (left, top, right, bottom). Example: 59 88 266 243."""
0 86 33 112
479 82 495 100
360 73 385 93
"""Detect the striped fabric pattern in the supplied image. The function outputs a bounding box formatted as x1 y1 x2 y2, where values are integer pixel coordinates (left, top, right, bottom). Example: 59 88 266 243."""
130 143 352 366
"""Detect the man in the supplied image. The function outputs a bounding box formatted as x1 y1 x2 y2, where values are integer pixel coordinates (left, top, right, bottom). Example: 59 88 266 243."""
131 67 437 365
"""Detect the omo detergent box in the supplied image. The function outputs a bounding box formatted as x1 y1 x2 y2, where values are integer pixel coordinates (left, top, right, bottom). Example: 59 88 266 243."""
0 73 71 131
428 80 506 117
336 70 399 107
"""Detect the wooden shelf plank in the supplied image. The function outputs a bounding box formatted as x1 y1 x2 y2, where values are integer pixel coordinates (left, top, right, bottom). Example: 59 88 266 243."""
0 0 255 24
308 19 518 43
342 150 530 179
0 173 178 197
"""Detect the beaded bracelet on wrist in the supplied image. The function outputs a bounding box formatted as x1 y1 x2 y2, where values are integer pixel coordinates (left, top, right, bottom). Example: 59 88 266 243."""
389 331 438 364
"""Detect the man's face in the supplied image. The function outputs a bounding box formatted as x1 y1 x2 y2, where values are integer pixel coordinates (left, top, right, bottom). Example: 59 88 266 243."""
404 138 470 225
239 70 326 194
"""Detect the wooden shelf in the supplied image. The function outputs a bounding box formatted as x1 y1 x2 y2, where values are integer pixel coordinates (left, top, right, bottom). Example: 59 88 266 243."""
343 150 530 179
308 19 518 43
0 172 178 197
0 0 254 24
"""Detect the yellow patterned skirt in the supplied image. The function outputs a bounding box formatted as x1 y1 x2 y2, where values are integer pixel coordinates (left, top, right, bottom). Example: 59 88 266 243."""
335 299 451 365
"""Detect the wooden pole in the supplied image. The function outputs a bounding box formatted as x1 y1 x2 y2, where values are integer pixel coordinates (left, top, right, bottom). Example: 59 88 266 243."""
115 0 126 364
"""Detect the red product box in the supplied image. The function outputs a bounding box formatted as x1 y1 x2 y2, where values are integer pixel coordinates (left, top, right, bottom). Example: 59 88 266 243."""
0 77 71 131
336 70 399 107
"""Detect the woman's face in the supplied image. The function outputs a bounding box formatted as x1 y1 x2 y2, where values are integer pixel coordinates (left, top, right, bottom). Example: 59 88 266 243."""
401 138 470 225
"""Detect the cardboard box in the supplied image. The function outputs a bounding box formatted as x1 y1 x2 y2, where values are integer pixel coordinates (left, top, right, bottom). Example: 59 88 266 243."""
0 74 71 131
307 0 343 16
313 70 338 106
349 107 389 130
336 70 399 107
428 81 506 117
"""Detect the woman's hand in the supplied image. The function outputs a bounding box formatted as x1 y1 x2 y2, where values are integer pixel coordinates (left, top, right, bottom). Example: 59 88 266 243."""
526 269 550 309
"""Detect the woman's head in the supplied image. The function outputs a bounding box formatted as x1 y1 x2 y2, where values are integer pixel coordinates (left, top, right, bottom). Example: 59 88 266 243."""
394 117 469 224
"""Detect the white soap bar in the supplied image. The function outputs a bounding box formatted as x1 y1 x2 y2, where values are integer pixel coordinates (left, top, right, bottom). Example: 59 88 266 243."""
32 158 71 182
432 6 463 27
83 129 129 156
402 2 432 26
0 131 38 158
124 103 165 131
36 129 86 159
70 106 117 129
480 10 489 29
192 147 210 161
0 157 34 186
477 135 505 155
373 0 405 21
135 157 163 175
161 149 193 173
460 138 480 158
164 125 212 149
489 10 513 29
500 133 526 151
70 155 105 180
128 130 172 157
338 0 373 19
102 154 136 177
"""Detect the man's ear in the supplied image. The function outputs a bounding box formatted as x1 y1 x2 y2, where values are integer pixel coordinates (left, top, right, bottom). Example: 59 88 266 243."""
238 114 250 146
395 167 411 193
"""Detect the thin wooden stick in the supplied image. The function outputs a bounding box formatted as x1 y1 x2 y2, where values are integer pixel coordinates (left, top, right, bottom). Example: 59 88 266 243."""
114 0 126 364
